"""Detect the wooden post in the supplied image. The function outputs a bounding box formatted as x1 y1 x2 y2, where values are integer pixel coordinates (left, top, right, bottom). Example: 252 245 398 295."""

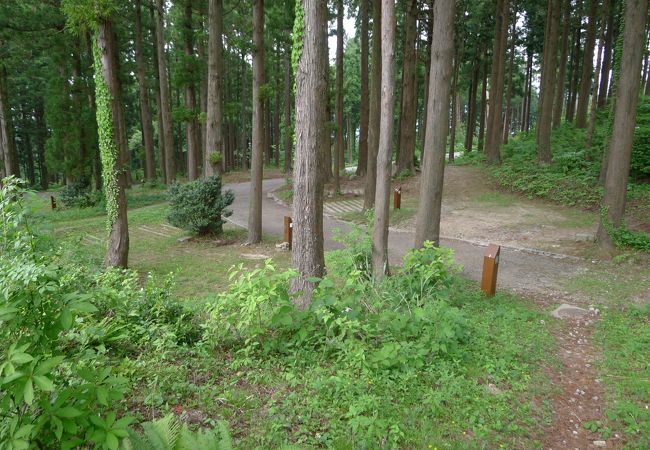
284 216 293 250
481 244 501 296
50 196 56 210
393 187 402 209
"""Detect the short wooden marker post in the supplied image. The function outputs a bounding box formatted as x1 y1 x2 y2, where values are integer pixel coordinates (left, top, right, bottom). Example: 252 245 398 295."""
481 244 501 296
284 216 293 250
393 187 402 210
50 196 56 210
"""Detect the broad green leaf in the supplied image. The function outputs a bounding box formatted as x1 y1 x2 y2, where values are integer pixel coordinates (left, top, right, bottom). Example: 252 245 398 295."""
23 379 34 405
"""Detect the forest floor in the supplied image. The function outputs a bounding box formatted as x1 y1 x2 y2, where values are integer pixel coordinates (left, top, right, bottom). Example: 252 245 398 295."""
29 166 650 448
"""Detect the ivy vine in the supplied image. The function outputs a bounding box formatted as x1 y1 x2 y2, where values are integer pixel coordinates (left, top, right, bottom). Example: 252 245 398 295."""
291 1 305 87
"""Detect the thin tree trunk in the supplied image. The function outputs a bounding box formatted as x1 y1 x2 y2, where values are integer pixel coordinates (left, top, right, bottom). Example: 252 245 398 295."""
356 0 369 176
248 0 265 243
575 0 598 128
205 0 224 177
283 52 292 173
155 0 176 182
536 0 561 165
597 0 647 250
415 0 455 247
274 80 281 167
465 57 480 151
485 0 509 164
371 0 397 279
553 0 571 128
134 0 156 181
586 0 609 148
291 0 327 306
419 1 434 161
240 51 248 171
449 52 460 162
34 101 48 190
598 1 616 107
95 19 129 268
478 55 489 151
184 0 200 181
566 1 583 124
396 0 417 173
364 0 381 209
0 65 19 177
150 5 167 183
503 16 516 145
334 0 344 192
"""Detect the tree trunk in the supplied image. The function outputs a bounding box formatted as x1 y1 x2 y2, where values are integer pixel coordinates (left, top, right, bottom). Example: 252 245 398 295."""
0 65 19 178
598 1 616 107
334 0 344 192
503 16 516 145
449 52 460 162
283 52 292 173
356 0 370 176
485 0 509 164
34 101 48 190
150 5 167 183
274 81 281 167
536 0 561 165
597 0 647 250
155 0 176 182
240 51 248 171
94 20 129 268
465 57 480 151
396 0 417 174
371 0 397 279
364 0 381 209
291 0 327 306
477 54 489 152
575 0 598 128
184 1 200 181
134 0 156 181
414 0 455 247
419 1 434 161
566 1 583 124
586 0 609 148
553 0 571 128
248 0 265 244
522 49 533 131
205 0 224 177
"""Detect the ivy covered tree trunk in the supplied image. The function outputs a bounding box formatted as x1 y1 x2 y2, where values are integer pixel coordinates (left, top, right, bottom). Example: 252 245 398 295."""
155 0 176 183
291 0 327 307
247 0 264 244
597 0 648 250
371 0 396 279
356 0 369 177
134 0 156 181
205 0 224 177
414 0 455 247
363 0 381 210
94 19 129 268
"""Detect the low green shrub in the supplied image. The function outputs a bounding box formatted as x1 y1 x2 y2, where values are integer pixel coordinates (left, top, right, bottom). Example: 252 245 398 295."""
167 176 234 236
59 180 103 208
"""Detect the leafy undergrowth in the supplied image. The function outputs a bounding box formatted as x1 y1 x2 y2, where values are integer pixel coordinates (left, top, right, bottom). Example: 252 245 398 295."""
2 178 557 449
596 302 650 449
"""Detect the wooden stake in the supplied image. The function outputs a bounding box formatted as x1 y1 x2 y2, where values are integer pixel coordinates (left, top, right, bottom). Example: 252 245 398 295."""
284 216 293 250
50 196 56 210
481 244 501 296
393 187 402 209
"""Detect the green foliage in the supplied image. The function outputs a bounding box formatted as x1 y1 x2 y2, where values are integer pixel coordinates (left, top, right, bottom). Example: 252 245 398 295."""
208 152 222 167
59 181 102 208
61 0 118 32
600 208 650 251
166 176 234 236
124 415 232 450
632 100 650 178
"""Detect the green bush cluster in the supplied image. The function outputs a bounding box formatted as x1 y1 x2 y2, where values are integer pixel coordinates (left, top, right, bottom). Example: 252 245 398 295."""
59 181 103 209
167 176 234 236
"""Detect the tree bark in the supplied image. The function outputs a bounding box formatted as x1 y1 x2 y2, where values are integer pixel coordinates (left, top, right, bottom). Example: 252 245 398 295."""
597 0 647 250
184 0 200 181
566 0 583 124
503 16 516 145
478 54 489 152
415 0 455 248
134 0 156 181
465 57 480 151
291 0 327 306
553 0 571 128
334 0 344 192
95 20 129 268
419 1 434 160
449 52 460 162
586 0 609 148
364 0 381 209
356 0 370 176
575 0 598 128
155 0 176 182
598 1 616 107
396 0 417 174
34 101 48 190
536 0 561 165
485 0 509 164
205 0 224 177
0 65 19 178
248 0 265 243
371 0 397 279
283 52 292 173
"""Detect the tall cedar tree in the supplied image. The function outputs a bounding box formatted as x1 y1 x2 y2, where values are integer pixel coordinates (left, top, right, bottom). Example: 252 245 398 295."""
414 0 455 247
536 0 561 165
291 0 328 306
597 0 648 249
485 0 509 164
248 0 265 244
184 0 200 180
553 0 571 128
575 0 598 128
356 0 370 176
364 0 381 210
396 0 417 173
371 0 396 279
155 0 176 182
334 0 344 192
205 0 224 177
